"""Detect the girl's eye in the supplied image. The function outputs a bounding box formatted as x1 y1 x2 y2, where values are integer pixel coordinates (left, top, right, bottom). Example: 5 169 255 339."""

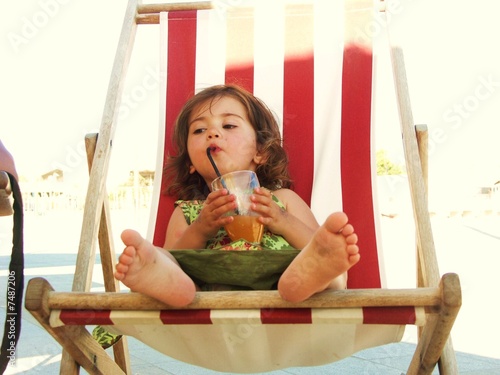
192 128 206 134
223 124 237 129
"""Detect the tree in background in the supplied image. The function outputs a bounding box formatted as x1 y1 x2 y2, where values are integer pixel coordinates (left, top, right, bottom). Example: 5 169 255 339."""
376 150 404 176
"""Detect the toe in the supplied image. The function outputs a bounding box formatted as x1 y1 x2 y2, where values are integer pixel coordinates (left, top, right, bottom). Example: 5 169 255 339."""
325 212 349 234
346 243 359 255
349 253 361 266
115 262 129 274
118 248 135 265
340 223 355 236
121 229 143 249
345 232 358 245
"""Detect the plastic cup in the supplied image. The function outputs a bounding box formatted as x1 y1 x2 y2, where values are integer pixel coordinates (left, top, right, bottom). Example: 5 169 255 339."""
211 170 264 244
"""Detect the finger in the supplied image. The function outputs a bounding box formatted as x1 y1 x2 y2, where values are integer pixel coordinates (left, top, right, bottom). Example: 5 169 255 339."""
204 192 235 212
254 187 272 198
258 216 271 225
251 192 273 207
206 188 229 202
207 197 237 219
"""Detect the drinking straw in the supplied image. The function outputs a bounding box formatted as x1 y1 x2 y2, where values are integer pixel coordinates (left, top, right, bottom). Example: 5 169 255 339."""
206 147 222 178
207 147 232 190
206 147 241 213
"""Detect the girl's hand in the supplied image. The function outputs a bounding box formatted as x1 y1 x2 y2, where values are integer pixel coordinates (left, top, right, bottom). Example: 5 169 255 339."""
194 189 236 239
250 187 319 250
250 187 288 235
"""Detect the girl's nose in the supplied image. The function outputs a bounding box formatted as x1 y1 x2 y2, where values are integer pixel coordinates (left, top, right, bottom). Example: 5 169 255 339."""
207 127 220 139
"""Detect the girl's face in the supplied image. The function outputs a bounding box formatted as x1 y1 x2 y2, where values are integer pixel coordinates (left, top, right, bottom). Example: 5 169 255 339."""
187 96 263 187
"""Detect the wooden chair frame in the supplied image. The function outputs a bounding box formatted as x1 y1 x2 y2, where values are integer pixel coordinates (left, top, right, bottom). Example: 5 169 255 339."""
24 1 461 374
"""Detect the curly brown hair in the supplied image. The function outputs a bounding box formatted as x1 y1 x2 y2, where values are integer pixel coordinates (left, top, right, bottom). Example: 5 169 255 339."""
164 84 292 200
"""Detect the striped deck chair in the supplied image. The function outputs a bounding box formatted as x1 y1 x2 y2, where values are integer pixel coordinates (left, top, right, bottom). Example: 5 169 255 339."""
25 1 461 374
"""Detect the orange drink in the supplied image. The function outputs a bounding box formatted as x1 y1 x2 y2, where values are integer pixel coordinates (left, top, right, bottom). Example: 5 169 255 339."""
225 215 264 244
211 171 264 245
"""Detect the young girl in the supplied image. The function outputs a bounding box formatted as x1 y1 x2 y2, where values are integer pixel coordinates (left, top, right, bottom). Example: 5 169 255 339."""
115 85 360 306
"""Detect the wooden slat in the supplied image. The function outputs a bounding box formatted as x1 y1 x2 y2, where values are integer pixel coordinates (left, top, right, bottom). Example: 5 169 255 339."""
415 124 428 350
135 1 386 25
415 125 429 290
84 134 131 373
137 1 212 14
72 0 138 293
46 283 445 311
63 1 139 371
136 0 387 14
136 1 213 24
391 47 460 375
391 47 439 288
84 134 121 294
136 14 161 25
416 125 429 191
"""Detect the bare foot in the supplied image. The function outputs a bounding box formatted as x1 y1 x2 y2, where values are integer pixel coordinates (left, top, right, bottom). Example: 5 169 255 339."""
278 212 360 302
115 229 196 307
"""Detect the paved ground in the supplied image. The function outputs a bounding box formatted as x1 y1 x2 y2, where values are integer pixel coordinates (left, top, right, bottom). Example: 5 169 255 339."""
1 208 500 374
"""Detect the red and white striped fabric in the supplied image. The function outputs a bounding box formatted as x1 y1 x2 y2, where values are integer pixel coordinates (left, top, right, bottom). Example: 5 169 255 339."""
51 306 425 327
148 0 384 290
51 306 423 373
52 1 424 372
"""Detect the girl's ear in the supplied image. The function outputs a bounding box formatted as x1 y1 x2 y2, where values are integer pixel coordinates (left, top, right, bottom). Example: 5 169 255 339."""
253 151 265 165
189 165 196 174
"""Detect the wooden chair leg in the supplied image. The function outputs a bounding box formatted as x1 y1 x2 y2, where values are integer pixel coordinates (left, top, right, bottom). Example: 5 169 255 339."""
25 278 126 375
407 273 461 375
438 338 459 375
412 100 460 375
85 133 132 373
56 0 139 366
415 125 428 341
60 351 79 375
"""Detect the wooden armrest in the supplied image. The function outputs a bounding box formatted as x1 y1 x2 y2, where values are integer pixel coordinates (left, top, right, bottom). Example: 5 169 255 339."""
26 274 461 312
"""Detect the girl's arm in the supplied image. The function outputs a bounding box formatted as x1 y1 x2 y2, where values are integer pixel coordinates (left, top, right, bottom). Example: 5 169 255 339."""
164 206 201 250
252 188 319 249
164 189 237 250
